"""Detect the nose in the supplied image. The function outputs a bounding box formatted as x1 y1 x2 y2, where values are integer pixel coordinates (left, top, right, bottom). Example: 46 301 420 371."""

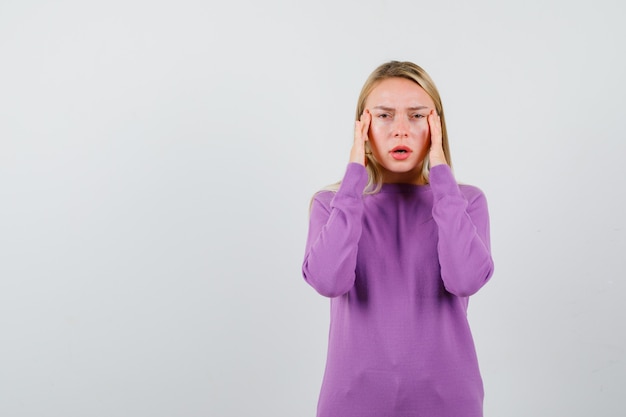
392 117 409 138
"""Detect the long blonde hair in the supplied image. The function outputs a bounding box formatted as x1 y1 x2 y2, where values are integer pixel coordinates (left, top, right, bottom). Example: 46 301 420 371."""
327 61 452 194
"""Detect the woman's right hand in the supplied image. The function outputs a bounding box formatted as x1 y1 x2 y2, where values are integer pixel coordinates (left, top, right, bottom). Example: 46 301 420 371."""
350 109 371 166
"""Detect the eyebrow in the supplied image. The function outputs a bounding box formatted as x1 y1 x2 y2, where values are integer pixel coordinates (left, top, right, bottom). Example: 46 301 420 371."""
372 105 430 111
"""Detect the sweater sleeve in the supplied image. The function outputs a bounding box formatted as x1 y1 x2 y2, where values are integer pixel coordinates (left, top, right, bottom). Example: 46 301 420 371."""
302 163 368 298
429 164 494 297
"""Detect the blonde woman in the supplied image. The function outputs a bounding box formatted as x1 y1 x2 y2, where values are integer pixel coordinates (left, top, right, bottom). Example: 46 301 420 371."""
302 61 495 417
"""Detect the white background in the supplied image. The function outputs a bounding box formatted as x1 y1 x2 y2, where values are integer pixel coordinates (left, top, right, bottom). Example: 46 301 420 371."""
1 0 624 416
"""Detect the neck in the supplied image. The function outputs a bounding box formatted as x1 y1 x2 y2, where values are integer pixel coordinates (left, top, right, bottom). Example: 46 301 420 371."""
380 165 426 185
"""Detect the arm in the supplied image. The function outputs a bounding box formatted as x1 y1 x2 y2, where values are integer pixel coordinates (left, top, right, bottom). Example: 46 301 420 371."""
427 110 494 296
302 111 372 297
302 164 368 297
430 165 494 297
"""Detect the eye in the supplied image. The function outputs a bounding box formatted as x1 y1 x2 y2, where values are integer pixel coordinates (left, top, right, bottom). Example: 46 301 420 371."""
411 113 425 119
378 113 391 119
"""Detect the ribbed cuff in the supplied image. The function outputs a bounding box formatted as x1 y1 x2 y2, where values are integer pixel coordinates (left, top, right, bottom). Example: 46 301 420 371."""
429 164 460 200
336 163 368 198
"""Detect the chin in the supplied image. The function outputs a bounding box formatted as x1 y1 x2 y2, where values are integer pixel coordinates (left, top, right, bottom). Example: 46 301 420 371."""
382 161 422 174
380 164 422 179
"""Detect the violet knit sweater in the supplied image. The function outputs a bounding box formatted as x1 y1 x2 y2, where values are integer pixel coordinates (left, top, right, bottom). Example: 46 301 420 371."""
302 163 494 417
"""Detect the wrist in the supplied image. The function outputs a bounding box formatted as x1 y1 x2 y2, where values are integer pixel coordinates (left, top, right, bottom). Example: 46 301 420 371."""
429 153 447 167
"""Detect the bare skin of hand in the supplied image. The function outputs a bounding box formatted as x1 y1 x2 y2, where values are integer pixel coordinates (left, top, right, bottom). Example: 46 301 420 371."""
350 109 371 166
428 109 448 167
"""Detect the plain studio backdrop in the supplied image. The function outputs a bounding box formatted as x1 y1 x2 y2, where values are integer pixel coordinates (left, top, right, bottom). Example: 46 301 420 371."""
1 0 624 416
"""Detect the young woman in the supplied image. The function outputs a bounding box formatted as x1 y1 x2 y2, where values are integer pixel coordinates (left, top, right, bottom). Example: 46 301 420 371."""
302 61 495 417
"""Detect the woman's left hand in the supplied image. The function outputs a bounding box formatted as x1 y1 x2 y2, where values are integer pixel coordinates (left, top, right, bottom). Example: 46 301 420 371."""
428 109 448 167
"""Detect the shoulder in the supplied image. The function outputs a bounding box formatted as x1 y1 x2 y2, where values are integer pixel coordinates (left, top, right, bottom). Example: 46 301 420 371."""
458 183 488 205
312 189 335 205
309 189 335 214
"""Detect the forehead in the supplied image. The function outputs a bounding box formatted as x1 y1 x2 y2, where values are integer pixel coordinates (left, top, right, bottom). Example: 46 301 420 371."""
365 77 434 108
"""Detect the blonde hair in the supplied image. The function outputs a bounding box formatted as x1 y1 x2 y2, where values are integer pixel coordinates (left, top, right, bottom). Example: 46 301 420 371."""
325 61 452 195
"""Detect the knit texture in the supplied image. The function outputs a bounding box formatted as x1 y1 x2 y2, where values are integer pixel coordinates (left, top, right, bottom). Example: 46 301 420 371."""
303 163 494 417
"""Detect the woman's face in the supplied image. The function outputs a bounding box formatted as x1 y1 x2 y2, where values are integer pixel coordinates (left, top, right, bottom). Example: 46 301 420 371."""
365 77 436 184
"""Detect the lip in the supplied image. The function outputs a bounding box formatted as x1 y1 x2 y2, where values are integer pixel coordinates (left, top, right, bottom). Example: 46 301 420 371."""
390 146 412 160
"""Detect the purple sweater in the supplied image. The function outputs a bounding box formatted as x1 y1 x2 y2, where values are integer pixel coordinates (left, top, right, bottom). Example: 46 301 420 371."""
302 163 494 417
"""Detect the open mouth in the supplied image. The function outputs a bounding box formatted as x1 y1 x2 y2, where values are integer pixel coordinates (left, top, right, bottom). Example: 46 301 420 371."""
391 146 411 154
390 146 412 160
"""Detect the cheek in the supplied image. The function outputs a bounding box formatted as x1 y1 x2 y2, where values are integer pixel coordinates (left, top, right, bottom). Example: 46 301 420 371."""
369 119 386 135
412 121 430 135
367 123 386 144
411 123 431 143
367 130 386 159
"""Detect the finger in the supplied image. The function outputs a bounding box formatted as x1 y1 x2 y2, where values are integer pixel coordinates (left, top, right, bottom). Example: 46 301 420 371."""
428 110 447 166
359 109 372 142
350 113 367 165
428 110 442 144
354 115 367 147
428 109 440 132
354 118 362 146
361 109 371 143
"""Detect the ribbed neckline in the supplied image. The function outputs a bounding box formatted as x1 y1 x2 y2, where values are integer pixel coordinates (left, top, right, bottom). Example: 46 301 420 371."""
376 182 432 194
